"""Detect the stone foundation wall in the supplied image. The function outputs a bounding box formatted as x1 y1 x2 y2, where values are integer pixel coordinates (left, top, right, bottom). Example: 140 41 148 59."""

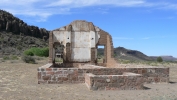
38 68 85 84
38 64 169 84
85 73 144 90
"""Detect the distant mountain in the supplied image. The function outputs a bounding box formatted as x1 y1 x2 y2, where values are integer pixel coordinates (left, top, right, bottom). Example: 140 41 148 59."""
114 47 154 61
0 10 49 56
98 47 177 62
150 56 177 61
98 47 154 61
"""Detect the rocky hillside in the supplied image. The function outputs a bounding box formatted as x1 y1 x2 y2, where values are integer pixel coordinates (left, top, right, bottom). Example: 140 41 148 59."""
0 31 48 56
0 10 49 40
98 47 154 61
114 47 154 61
0 10 49 57
98 47 177 61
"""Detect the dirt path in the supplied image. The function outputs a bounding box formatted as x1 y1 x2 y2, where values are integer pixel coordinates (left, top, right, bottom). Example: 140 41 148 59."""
0 61 177 100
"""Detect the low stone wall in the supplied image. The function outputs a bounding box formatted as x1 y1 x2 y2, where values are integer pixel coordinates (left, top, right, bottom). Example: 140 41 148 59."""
37 64 169 84
85 73 144 90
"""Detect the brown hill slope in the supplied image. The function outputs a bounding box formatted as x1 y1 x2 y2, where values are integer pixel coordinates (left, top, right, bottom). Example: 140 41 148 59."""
114 47 154 61
97 47 153 61
98 47 177 61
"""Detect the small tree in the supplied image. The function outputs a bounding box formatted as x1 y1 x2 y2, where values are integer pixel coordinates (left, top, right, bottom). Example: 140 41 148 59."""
157 57 163 62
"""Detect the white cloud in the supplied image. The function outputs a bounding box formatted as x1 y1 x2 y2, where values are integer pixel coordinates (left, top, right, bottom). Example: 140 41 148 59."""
0 0 177 22
47 0 145 7
157 2 177 10
0 0 70 22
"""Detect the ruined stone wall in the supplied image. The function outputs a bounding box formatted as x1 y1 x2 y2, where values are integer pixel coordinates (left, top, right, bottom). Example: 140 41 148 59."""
49 20 101 64
97 30 116 67
49 32 53 63
38 65 169 84
85 73 144 90
106 34 117 67
48 20 117 67
97 30 108 65
91 48 96 63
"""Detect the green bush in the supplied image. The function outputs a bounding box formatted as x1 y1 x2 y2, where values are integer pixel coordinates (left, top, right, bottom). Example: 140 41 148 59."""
23 47 49 57
22 55 36 64
24 49 34 56
41 47 49 57
157 57 163 62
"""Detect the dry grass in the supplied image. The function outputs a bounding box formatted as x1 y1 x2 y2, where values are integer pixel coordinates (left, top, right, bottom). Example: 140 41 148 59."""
0 58 177 100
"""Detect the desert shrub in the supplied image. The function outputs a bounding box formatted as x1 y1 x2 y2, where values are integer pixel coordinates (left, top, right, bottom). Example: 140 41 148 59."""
0 37 4 41
32 47 49 57
38 47 49 57
11 55 19 60
3 56 10 60
121 60 131 64
157 57 163 62
24 49 34 56
23 47 49 57
22 55 36 64
145 61 151 65
3 55 19 60
34 56 44 60
150 62 158 66
17 46 22 50
30 48 41 56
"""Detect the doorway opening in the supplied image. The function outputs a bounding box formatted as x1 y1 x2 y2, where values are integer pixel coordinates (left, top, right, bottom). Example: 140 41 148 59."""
97 45 105 63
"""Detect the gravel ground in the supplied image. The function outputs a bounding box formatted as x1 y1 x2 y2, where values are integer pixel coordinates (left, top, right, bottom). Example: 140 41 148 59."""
0 60 177 100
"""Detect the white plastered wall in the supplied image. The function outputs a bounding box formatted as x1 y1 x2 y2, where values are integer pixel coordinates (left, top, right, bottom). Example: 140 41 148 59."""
52 28 100 62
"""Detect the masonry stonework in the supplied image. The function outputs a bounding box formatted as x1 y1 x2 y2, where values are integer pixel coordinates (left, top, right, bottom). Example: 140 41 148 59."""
48 20 116 67
38 64 169 85
85 73 144 90
38 20 170 91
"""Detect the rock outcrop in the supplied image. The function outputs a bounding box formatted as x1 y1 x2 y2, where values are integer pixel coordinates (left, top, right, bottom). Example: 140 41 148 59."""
0 10 49 40
0 10 49 56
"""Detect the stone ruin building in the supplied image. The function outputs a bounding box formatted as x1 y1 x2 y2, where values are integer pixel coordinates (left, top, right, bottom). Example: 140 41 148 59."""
48 20 117 67
38 20 169 91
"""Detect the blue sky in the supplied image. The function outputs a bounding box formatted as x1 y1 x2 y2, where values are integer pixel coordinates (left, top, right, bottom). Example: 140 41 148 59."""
1 0 177 57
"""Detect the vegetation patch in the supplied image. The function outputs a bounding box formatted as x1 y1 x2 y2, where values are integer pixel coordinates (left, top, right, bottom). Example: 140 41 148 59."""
157 57 163 62
24 47 49 57
22 55 36 64
3 55 19 60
